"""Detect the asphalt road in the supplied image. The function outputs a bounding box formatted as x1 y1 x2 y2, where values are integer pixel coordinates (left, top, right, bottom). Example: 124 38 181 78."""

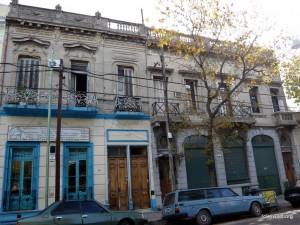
215 208 300 225
162 207 300 225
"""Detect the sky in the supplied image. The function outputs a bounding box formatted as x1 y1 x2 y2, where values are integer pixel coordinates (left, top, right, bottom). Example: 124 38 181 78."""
1 0 300 39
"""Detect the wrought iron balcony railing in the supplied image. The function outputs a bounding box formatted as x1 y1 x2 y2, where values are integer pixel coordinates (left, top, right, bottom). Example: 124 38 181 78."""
215 104 253 118
4 88 98 108
115 96 143 112
152 102 180 116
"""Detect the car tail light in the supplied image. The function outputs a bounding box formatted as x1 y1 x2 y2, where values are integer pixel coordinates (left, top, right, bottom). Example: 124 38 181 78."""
175 204 180 214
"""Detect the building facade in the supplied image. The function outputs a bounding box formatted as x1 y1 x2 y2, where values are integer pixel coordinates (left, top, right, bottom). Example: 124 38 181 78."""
146 37 300 208
0 4 10 61
0 2 155 223
1 1 300 223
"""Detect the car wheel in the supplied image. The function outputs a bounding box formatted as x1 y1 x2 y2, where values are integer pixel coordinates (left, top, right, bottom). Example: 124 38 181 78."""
250 202 262 217
196 210 211 225
119 219 133 225
291 202 300 208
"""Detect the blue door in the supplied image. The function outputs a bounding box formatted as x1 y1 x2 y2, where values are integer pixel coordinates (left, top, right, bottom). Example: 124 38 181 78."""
65 148 92 200
6 147 36 211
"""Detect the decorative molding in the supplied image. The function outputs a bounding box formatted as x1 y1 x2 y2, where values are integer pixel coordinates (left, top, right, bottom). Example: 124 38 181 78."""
15 28 52 36
61 34 94 42
12 35 50 48
64 50 91 60
63 42 98 53
55 4 62 12
147 66 174 73
113 51 138 62
11 0 18 6
31 11 41 16
54 28 61 39
95 11 101 19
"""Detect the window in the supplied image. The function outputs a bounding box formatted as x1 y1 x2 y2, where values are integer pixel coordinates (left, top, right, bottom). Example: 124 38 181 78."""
153 76 168 115
205 189 221 199
70 61 88 107
185 79 197 110
52 201 81 215
17 57 40 88
4 145 38 211
117 66 133 96
249 86 260 113
178 190 205 202
219 84 231 116
220 188 238 197
81 201 107 213
270 88 280 112
163 193 175 206
153 76 164 101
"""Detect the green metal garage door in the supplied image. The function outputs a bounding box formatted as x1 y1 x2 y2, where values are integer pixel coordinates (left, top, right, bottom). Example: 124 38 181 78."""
184 135 210 188
223 138 250 185
252 135 281 194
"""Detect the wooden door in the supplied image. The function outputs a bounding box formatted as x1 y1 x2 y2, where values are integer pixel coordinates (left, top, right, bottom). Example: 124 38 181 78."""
108 158 128 210
158 157 172 200
131 156 150 209
282 152 295 186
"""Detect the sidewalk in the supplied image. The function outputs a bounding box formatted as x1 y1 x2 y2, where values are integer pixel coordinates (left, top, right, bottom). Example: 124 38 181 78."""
143 195 291 225
276 194 291 210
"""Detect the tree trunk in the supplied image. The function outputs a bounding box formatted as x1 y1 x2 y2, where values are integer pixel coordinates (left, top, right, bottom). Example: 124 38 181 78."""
206 119 218 187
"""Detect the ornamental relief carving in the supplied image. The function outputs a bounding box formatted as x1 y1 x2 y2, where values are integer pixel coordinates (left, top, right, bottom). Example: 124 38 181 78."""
16 28 53 36
64 49 95 61
54 28 61 39
12 36 49 56
13 43 47 57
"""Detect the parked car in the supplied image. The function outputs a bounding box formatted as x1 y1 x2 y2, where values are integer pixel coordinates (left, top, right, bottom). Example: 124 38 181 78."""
162 187 266 225
16 199 147 225
284 180 300 208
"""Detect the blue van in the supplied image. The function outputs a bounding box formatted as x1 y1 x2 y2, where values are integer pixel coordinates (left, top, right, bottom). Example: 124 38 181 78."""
162 187 266 225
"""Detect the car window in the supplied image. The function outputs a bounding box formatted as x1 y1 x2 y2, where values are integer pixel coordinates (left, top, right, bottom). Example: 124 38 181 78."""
178 190 205 201
52 201 81 215
220 188 239 197
81 201 107 213
163 193 175 206
205 189 222 199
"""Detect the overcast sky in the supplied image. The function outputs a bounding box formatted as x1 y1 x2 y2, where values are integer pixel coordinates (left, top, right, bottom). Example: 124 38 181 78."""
1 0 300 38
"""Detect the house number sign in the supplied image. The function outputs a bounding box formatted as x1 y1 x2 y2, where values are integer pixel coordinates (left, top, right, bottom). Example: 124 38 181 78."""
8 126 89 142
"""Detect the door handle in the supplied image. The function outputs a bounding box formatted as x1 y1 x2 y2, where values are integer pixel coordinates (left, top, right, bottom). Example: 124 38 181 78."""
179 203 184 206
82 215 87 219
56 216 62 220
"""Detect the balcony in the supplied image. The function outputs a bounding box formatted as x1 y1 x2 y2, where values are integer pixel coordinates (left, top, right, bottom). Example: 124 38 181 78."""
272 111 298 128
151 102 181 125
215 104 256 124
114 96 144 118
3 88 98 117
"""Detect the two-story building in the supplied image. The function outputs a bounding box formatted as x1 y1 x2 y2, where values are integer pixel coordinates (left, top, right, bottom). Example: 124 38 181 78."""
0 2 156 223
1 1 300 223
146 34 300 208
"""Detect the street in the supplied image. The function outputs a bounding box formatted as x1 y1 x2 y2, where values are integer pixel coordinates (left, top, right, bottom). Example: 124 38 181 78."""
160 208 300 225
215 208 300 225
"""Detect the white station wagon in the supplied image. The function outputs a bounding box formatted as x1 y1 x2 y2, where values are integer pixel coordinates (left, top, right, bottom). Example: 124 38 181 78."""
162 187 267 225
